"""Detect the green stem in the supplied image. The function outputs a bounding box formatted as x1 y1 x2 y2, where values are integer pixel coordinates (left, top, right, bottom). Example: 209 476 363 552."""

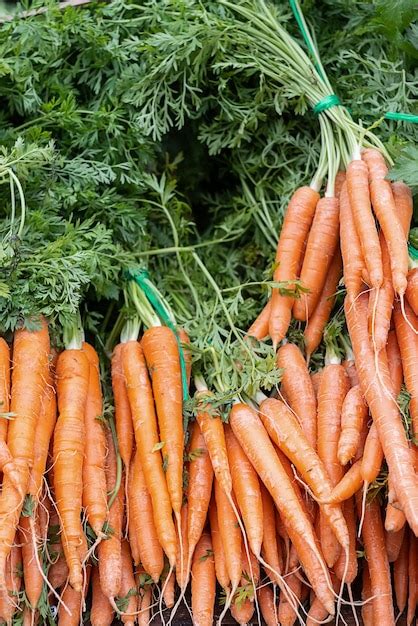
62 312 84 350
128 280 161 329
119 316 141 344
107 418 123 509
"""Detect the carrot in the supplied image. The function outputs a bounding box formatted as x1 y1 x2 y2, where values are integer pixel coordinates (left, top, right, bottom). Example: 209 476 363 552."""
276 343 317 449
98 429 123 601
230 596 254 625
339 182 366 300
141 326 183 516
293 196 340 321
19 514 43 610
345 292 418 534
394 300 418 439
306 574 339 626
363 149 409 296
111 344 134 472
342 354 359 388
0 545 20 624
175 503 189 589
241 543 260 591
304 251 342 360
334 170 346 197
208 497 230 591
53 346 89 592
386 524 406 563
387 330 404 396
58 565 91 626
346 159 383 288
258 585 277 626
128 450 164 583
278 544 302 626
214 478 241 592
91 566 114 626
407 531 417 626
82 343 107 538
118 540 137 626
136 570 153 626
0 338 10 445
121 341 176 565
162 569 175 609
246 300 270 341
225 424 263 557
191 533 216 626
195 391 232 494
187 421 214 566
48 504 69 589
259 397 348 549
327 460 363 504
269 186 319 348
357 495 395 626
338 384 368 466
361 563 373 626
385 503 406 534
229 402 334 614
334 498 358 583
310 370 322 399
393 529 408 615
406 267 418 317
361 423 384 484
261 485 283 585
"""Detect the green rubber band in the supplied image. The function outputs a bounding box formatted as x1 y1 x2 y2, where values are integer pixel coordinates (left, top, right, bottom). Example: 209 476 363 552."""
313 94 341 115
408 244 418 261
126 268 190 403
385 112 418 123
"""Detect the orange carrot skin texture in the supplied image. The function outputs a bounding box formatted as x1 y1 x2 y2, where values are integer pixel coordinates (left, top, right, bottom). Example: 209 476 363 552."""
310 369 322 399
230 597 254 625
394 529 409 614
59 566 91 626
347 159 383 288
306 575 339 626
214 478 241 588
304 251 342 359
91 566 114 626
246 300 270 341
187 421 214 561
136 571 152 626
119 541 138 626
261 485 283 584
277 343 317 448
340 182 365 300
269 186 319 346
342 358 359 388
122 341 176 566
328 460 363 504
175 503 189 589
345 293 418 534
278 547 301 626
229 403 334 615
385 503 406 534
47 505 68 589
293 196 340 321
361 564 373 626
208 498 229 591
338 385 368 466
53 348 89 593
19 515 43 609
260 398 348 550
82 343 108 537
0 338 10 444
258 585 277 626
358 496 395 626
141 326 183 516
387 330 403 396
407 532 417 626
334 498 358 583
128 451 164 583
225 424 262 556
111 343 134 470
162 569 175 608
386 524 406 563
361 423 384 483
406 267 418 317
98 429 123 600
195 391 232 494
394 300 418 439
191 533 216 626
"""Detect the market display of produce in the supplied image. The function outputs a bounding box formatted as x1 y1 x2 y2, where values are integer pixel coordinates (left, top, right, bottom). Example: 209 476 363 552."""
0 0 417 624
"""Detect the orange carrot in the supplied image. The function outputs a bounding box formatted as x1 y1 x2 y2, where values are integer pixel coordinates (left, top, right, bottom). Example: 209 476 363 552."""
91 566 114 626
19 514 43 610
406 267 418 317
304 251 342 360
361 563 373 626
53 346 89 592
407 531 417 626
246 300 271 341
230 596 254 625
327 460 363 504
386 524 406 563
122 341 176 566
187 421 214 565
0 338 10 445
82 343 107 538
342 355 359 388
208 497 230 591
162 569 175 609
98 429 123 601
269 186 319 347
345 292 418 534
47 502 69 589
394 300 418 439
175 503 189 589
259 397 348 549
394 529 409 614
136 569 153 626
119 541 137 626
111 343 134 472
141 326 183 517
387 330 404 396
334 498 358 583
261 485 283 585
258 585 277 626
339 182 366 300
310 370 322 398
338 385 368 466
195 391 232 494
385 503 406 534
229 402 334 614
277 343 317 448
293 196 340 321
357 496 395 626
225 425 263 557
191 533 216 626
346 159 383 288
278 544 302 626
214 478 241 591
128 450 164 583
361 423 384 484
58 565 91 626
